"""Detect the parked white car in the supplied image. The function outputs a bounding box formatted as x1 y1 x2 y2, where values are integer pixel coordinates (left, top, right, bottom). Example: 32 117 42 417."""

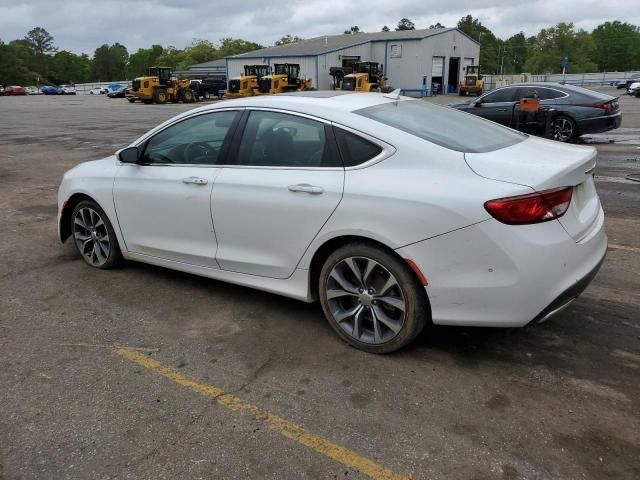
89 87 108 94
60 84 77 95
627 82 640 95
25 86 40 95
57 92 607 353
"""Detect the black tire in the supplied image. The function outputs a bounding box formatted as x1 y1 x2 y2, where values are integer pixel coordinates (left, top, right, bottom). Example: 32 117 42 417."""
71 200 123 269
319 243 428 354
154 89 168 104
552 114 578 143
181 88 195 103
127 97 135 103
459 90 465 96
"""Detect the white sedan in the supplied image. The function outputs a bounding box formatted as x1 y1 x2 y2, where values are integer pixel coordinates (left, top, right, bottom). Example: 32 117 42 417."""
89 87 108 94
57 92 607 353
628 82 640 95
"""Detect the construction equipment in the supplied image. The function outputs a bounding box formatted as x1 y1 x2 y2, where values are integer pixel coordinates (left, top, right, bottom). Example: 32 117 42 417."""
258 63 313 94
330 62 391 93
225 65 270 98
459 65 484 96
128 67 195 104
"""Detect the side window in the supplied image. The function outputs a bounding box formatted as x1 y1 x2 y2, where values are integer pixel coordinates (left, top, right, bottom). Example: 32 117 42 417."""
482 88 516 103
537 88 565 100
334 128 383 167
237 110 339 167
142 110 237 165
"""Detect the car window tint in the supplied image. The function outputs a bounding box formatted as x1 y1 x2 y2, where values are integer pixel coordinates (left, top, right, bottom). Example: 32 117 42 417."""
520 87 565 100
482 88 516 103
334 128 382 167
143 111 236 165
237 111 337 167
356 99 526 153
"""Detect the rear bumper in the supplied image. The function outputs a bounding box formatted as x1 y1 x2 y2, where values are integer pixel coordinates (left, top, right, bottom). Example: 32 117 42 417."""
579 113 621 134
527 250 605 325
396 208 607 327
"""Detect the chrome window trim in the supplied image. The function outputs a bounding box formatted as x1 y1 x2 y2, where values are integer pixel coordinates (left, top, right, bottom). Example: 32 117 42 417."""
330 122 396 171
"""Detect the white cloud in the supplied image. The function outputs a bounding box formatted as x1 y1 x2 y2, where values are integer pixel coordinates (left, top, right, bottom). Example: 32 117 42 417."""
0 0 639 54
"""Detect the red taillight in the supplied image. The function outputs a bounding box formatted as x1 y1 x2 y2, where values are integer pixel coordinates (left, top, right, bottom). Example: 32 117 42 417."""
484 187 573 225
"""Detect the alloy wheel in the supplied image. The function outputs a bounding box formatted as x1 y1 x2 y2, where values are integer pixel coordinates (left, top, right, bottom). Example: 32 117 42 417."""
326 256 406 345
552 118 574 142
73 207 111 267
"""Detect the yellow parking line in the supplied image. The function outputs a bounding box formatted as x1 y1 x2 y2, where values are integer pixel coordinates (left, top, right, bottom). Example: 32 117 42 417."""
608 243 640 253
115 349 407 480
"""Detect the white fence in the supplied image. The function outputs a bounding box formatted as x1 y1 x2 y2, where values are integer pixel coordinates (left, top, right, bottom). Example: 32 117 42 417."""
482 71 640 92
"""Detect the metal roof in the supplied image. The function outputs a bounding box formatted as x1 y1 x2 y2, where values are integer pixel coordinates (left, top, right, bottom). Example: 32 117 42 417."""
228 28 475 59
187 58 227 69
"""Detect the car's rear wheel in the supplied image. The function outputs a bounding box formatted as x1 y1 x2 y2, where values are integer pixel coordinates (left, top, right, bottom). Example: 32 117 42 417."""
71 200 122 269
552 115 578 143
319 243 428 353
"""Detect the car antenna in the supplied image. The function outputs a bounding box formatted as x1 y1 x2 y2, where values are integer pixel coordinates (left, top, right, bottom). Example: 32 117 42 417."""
383 88 402 100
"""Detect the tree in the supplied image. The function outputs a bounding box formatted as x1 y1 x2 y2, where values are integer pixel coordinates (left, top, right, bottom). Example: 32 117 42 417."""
381 26 390 32
592 21 640 71
24 27 56 79
216 38 263 58
524 23 598 74
50 51 91 84
91 43 129 81
128 45 164 77
396 18 415 31
25 27 56 56
429 22 445 29
343 26 360 34
275 34 303 46
0 39 36 85
457 15 501 74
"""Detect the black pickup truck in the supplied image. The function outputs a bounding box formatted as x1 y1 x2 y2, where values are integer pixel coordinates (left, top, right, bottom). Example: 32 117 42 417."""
190 79 227 99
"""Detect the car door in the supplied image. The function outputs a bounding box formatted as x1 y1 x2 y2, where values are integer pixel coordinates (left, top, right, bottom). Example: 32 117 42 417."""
113 109 240 268
468 87 519 126
211 109 344 279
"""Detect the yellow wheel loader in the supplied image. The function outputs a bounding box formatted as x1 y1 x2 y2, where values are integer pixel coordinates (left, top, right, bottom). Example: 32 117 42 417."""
331 62 392 93
257 63 313 94
224 65 270 98
459 65 484 96
128 67 195 104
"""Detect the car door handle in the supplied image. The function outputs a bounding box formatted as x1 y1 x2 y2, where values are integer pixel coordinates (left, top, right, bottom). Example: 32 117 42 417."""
288 183 324 194
182 176 208 185
497 108 508 112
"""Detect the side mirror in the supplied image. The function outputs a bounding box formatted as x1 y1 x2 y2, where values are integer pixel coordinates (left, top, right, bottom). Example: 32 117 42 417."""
117 146 140 164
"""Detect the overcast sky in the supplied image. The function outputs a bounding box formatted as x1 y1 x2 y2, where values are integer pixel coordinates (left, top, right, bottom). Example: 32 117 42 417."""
1 0 639 54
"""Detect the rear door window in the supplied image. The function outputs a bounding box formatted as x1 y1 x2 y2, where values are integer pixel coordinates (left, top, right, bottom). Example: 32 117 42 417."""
334 128 383 167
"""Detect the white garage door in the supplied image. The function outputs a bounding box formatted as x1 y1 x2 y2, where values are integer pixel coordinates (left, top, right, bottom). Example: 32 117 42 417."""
431 57 445 77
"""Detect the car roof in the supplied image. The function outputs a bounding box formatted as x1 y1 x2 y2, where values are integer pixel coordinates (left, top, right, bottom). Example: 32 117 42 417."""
494 82 613 101
189 92 408 121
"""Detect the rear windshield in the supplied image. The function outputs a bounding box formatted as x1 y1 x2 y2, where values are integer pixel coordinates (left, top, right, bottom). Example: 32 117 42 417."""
355 99 526 153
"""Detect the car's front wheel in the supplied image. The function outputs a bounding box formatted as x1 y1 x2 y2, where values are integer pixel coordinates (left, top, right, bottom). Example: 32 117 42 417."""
71 200 123 269
319 243 428 353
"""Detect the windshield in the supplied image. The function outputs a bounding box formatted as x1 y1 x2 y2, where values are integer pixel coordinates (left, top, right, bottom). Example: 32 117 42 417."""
355 99 526 153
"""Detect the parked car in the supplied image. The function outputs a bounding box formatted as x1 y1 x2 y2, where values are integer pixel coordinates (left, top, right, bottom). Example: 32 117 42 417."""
25 86 40 95
616 75 640 90
41 85 61 95
0 85 4 95
3 86 27 96
107 87 128 98
627 82 640 96
452 83 621 143
89 87 108 94
57 92 607 353
60 84 77 95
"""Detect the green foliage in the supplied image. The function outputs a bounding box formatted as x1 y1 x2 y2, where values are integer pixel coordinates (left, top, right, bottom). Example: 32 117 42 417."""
591 21 640 71
343 26 360 34
128 45 164 77
275 35 303 46
91 43 129 81
381 26 390 32
457 15 502 74
524 23 598 74
396 18 415 31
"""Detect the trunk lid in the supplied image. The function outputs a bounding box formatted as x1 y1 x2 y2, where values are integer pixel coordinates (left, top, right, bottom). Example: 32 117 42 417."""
465 136 600 241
